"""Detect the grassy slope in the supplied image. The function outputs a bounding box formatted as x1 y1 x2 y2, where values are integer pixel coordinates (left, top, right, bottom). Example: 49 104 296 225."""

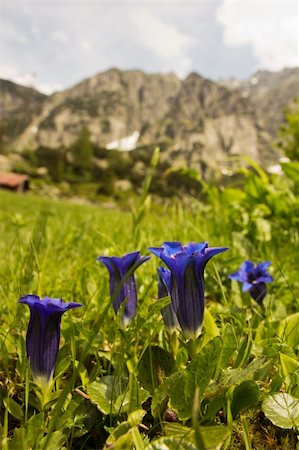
0 186 298 449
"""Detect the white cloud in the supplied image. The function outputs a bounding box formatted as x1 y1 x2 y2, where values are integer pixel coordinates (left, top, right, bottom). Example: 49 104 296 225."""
0 20 30 46
0 65 61 94
31 25 41 38
0 66 35 86
129 9 193 76
51 30 70 45
1 0 296 92
36 82 63 95
80 40 92 51
216 0 299 71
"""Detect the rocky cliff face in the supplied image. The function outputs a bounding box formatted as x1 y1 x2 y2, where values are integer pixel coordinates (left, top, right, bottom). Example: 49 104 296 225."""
0 79 46 147
1 67 298 172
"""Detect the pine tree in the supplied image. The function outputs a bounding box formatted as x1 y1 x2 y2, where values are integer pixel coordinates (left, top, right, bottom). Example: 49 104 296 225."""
72 127 93 176
277 99 299 161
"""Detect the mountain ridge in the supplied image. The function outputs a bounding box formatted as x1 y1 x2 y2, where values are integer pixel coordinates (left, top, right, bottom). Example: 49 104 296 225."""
1 67 298 174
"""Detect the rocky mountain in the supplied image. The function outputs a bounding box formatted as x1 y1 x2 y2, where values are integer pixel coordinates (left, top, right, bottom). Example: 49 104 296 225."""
0 80 46 144
241 68 299 134
1 67 298 174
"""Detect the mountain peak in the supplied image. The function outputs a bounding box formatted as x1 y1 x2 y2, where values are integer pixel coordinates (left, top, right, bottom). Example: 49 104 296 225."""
1 67 297 171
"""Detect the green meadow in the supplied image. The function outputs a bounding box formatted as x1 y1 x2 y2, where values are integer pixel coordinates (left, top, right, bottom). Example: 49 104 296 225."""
0 156 298 449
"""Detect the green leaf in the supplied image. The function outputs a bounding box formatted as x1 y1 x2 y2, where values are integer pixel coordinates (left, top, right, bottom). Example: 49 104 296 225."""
262 340 297 360
86 375 128 415
262 393 299 429
204 397 224 421
231 380 259 419
280 353 299 378
137 346 175 395
242 155 269 184
39 430 66 450
234 334 252 368
204 308 220 338
255 320 279 344
127 373 150 413
196 426 230 450
152 371 189 420
290 371 299 398
254 217 271 241
207 357 267 399
106 410 146 448
109 431 136 449
55 397 86 431
281 161 299 184
199 309 220 350
270 374 283 394
163 423 230 450
127 409 147 427
131 425 146 450
77 362 90 387
26 413 44 447
279 313 299 348
146 436 197 450
106 422 133 446
222 188 246 203
161 337 222 420
9 427 27 450
162 422 192 437
54 355 72 379
215 323 238 377
185 336 222 403
147 296 171 317
3 397 23 420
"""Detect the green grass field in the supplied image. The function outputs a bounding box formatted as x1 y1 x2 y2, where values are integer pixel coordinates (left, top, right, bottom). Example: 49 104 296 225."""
0 159 298 449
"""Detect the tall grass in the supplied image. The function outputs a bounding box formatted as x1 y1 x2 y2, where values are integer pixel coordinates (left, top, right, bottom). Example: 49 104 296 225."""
0 158 298 449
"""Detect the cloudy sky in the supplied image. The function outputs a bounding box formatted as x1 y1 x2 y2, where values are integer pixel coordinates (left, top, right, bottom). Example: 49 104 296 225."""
1 0 298 94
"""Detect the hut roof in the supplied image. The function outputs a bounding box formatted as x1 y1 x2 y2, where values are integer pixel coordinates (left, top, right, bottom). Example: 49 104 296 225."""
0 172 30 189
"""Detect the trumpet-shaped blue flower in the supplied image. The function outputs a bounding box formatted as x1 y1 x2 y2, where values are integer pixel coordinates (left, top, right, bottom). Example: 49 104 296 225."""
157 267 179 331
18 295 83 387
97 251 150 326
149 242 228 339
229 260 273 304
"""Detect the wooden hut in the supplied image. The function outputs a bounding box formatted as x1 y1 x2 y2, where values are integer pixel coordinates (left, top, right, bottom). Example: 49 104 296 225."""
0 172 30 192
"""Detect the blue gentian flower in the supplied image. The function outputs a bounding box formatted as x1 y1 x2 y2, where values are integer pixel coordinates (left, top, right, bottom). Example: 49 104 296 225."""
149 242 228 339
97 251 150 326
229 260 273 304
157 267 179 332
18 295 83 388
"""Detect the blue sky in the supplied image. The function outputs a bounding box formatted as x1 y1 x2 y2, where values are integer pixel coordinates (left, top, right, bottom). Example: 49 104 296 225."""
1 0 298 93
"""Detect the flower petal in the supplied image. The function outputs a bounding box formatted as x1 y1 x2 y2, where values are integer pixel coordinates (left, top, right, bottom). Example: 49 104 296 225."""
18 294 40 306
202 246 229 265
158 267 179 331
255 275 274 284
112 251 140 275
162 242 183 257
172 262 204 339
229 260 273 304
19 295 82 383
121 275 138 326
183 242 207 255
98 251 149 325
228 271 245 282
257 261 272 271
150 241 228 339
240 261 255 272
242 282 253 292
158 267 171 297
147 247 161 257
249 282 267 304
26 304 62 381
